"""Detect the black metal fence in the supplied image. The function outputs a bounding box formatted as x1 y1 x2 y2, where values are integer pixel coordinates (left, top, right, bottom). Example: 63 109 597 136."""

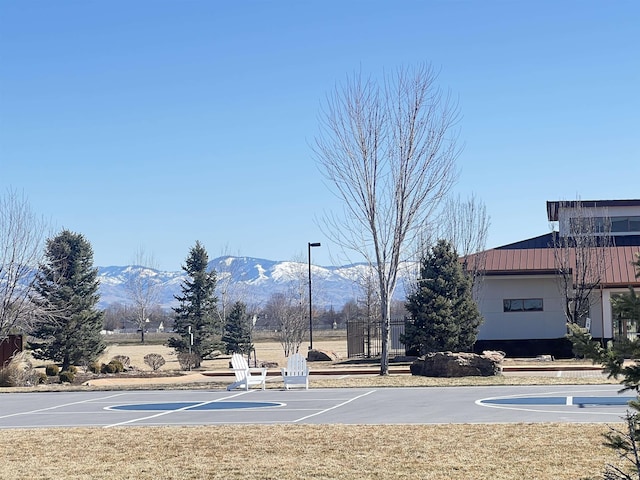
346 317 406 358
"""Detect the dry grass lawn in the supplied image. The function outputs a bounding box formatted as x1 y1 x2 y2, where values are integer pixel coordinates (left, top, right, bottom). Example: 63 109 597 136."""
1 334 628 479
0 424 619 479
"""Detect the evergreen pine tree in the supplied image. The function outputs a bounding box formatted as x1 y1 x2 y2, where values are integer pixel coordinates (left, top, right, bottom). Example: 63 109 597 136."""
402 239 483 355
168 241 220 367
567 253 640 479
29 229 105 370
222 301 253 356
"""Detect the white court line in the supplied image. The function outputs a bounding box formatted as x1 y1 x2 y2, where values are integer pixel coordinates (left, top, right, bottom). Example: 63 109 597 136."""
104 391 252 428
292 390 376 423
0 393 127 420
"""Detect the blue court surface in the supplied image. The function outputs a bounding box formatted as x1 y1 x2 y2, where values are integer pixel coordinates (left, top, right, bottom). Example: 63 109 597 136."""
481 396 634 406
0 385 635 429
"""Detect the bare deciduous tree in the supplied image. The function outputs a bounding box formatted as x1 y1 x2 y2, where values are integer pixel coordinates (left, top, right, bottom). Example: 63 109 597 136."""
0 189 49 341
440 193 490 292
314 64 460 374
354 264 382 358
263 291 306 357
551 199 612 326
125 248 161 343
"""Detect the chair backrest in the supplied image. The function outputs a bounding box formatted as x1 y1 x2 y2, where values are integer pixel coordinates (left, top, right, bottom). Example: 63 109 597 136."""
286 353 307 376
231 353 249 381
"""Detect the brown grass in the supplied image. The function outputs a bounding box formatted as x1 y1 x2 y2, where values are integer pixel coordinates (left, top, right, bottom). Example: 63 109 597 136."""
0 423 617 479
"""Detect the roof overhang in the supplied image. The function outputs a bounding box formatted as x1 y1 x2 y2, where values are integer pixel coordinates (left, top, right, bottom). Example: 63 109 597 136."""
547 199 640 222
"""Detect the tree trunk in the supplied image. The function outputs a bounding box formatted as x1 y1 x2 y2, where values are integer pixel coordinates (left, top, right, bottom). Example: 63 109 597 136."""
380 292 391 375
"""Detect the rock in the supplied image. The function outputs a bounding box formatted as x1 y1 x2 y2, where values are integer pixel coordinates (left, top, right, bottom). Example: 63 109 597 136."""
228 358 279 368
257 360 279 368
307 349 339 362
410 351 504 377
535 354 554 362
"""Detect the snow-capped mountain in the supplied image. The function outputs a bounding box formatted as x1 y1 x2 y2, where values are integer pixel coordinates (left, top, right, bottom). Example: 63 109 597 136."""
97 256 410 310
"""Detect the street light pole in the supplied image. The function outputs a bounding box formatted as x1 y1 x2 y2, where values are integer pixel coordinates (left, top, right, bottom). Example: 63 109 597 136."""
308 242 321 351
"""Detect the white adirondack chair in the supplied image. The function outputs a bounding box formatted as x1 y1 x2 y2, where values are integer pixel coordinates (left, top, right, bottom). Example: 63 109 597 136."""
226 353 268 391
281 353 310 390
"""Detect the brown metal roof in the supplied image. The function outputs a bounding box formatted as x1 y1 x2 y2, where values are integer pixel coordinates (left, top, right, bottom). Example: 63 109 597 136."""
474 246 640 287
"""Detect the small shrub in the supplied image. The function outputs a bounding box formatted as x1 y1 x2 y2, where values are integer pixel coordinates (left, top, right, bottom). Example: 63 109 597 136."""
144 353 166 371
111 355 130 368
0 367 10 387
36 372 48 384
177 352 199 371
88 361 101 374
101 362 116 374
0 352 39 387
58 370 75 383
109 360 124 373
45 364 60 377
67 365 78 374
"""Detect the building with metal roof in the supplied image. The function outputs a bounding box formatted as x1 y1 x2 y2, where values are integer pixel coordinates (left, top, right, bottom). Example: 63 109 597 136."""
471 200 640 358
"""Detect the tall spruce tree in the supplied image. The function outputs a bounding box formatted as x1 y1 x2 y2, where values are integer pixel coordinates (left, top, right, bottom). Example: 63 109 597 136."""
29 229 105 370
168 241 220 367
402 239 482 355
222 301 253 356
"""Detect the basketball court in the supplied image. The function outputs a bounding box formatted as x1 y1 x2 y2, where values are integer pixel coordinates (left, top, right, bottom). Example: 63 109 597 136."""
0 384 634 429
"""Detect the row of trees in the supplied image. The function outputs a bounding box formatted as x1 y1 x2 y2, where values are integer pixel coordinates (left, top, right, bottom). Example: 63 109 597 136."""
1 219 483 373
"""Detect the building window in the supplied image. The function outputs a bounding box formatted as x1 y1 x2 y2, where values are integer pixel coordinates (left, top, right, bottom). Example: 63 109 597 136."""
503 298 544 312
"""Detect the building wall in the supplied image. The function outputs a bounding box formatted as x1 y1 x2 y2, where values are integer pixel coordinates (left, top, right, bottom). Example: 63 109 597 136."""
586 291 607 338
476 275 566 340
558 204 640 236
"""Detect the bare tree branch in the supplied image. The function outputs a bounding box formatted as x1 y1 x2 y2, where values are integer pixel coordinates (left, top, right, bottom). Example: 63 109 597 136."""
0 189 50 340
552 199 612 326
439 193 490 294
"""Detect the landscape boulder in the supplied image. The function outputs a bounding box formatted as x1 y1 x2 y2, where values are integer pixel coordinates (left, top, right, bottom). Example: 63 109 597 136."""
410 351 504 377
307 349 339 362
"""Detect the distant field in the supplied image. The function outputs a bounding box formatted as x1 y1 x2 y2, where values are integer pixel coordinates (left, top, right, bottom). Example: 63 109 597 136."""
98 331 349 371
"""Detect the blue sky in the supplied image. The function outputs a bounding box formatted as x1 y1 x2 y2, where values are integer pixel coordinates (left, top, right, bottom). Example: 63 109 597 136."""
1 1 638 271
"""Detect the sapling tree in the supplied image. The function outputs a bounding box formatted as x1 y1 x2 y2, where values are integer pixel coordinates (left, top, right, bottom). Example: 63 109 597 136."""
222 301 253 357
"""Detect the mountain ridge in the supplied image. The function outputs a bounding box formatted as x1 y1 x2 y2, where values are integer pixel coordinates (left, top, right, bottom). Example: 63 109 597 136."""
97 255 410 310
